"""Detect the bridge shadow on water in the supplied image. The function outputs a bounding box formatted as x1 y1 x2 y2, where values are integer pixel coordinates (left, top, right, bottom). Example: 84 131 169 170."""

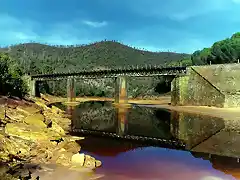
53 101 240 180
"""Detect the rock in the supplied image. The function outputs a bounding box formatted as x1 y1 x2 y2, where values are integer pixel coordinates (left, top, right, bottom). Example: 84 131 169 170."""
16 105 40 116
95 160 102 168
63 136 84 142
43 111 71 131
49 121 65 135
44 118 52 128
6 108 26 122
51 106 64 114
71 153 102 169
23 113 46 128
55 149 73 166
40 93 51 102
71 153 85 166
62 141 81 154
0 105 6 120
0 134 32 162
0 96 102 175
5 123 61 142
84 155 102 169
30 140 63 164
34 99 51 111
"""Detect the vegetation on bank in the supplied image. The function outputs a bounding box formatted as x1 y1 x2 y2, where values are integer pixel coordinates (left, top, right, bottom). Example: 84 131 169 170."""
0 53 28 98
0 33 239 98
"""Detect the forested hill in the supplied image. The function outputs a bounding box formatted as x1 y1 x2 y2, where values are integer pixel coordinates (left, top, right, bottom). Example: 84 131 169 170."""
0 40 190 75
191 32 240 65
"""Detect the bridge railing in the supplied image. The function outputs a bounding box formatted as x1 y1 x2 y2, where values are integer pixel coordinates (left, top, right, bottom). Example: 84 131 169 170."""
30 65 187 80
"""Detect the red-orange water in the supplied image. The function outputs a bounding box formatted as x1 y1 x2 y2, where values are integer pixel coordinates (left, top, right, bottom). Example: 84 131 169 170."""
80 138 237 180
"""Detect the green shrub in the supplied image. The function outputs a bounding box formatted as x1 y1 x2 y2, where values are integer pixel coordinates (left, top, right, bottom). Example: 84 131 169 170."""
0 53 28 98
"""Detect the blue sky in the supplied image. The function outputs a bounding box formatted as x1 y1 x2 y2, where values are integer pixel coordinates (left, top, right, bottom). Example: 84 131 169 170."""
0 0 240 53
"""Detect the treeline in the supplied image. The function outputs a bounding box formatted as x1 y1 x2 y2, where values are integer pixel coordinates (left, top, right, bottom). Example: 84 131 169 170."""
191 32 240 65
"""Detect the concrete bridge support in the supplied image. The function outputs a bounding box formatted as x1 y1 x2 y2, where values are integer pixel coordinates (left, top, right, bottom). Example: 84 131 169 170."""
29 79 40 97
171 75 189 106
115 76 128 104
24 75 40 97
67 77 76 102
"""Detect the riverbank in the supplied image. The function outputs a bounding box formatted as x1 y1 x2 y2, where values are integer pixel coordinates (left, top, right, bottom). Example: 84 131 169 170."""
0 96 102 179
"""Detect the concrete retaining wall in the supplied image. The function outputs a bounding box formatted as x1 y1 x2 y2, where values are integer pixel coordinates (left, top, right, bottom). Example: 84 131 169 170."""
171 63 240 108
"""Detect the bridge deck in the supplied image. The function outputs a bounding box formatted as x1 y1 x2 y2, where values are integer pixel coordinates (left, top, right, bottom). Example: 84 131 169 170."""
30 66 187 80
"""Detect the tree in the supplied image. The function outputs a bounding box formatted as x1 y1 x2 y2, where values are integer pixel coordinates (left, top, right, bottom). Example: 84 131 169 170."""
191 32 240 65
0 52 28 98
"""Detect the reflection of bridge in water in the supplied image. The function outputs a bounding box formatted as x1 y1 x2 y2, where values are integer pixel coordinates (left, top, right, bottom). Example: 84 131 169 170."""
60 101 240 177
67 102 186 149
64 101 240 160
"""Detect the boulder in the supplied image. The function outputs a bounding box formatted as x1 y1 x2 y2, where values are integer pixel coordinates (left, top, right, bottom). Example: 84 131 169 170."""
55 148 73 166
0 134 32 162
16 106 41 116
43 111 71 131
71 153 85 166
47 120 65 135
71 153 102 169
6 108 26 122
84 155 102 168
5 123 61 142
34 99 51 111
51 106 64 114
23 113 46 128
62 141 81 154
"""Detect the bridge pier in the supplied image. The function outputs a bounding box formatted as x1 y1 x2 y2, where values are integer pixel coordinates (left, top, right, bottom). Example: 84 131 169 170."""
115 76 128 104
29 79 40 97
67 77 76 102
171 75 189 106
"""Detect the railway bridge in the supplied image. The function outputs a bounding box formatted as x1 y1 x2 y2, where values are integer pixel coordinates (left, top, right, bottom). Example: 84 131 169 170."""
28 63 240 108
28 65 187 104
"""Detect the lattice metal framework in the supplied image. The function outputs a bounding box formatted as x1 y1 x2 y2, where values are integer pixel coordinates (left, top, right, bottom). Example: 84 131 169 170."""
30 65 187 81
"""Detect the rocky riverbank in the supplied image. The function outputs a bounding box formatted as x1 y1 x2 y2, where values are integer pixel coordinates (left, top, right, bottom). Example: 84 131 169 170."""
0 96 102 179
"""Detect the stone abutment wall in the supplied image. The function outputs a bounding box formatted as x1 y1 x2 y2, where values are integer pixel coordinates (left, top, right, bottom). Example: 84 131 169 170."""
171 63 240 108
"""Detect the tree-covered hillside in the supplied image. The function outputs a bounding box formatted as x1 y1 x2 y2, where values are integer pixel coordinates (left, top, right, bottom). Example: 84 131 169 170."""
0 40 190 98
3 40 189 75
191 32 240 65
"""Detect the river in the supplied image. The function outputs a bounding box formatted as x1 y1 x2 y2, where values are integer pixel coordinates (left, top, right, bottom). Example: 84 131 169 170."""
53 101 240 180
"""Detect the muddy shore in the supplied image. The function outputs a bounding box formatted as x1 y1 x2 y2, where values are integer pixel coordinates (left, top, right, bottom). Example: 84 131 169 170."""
0 96 102 180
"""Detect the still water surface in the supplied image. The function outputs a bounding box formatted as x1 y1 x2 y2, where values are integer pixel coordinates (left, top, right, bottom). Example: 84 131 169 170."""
55 101 240 180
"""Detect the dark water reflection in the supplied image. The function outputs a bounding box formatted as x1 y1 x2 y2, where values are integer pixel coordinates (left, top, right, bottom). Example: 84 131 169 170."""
54 101 240 180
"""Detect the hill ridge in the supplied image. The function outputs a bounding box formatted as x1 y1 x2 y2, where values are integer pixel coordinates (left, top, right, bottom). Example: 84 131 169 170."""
0 40 190 75
3 40 189 54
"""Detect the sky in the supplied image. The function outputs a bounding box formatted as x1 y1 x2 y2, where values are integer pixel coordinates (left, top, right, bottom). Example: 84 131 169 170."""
0 0 240 53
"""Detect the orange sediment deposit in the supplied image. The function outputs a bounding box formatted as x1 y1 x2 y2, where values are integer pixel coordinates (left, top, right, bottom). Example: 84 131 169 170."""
0 96 102 179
